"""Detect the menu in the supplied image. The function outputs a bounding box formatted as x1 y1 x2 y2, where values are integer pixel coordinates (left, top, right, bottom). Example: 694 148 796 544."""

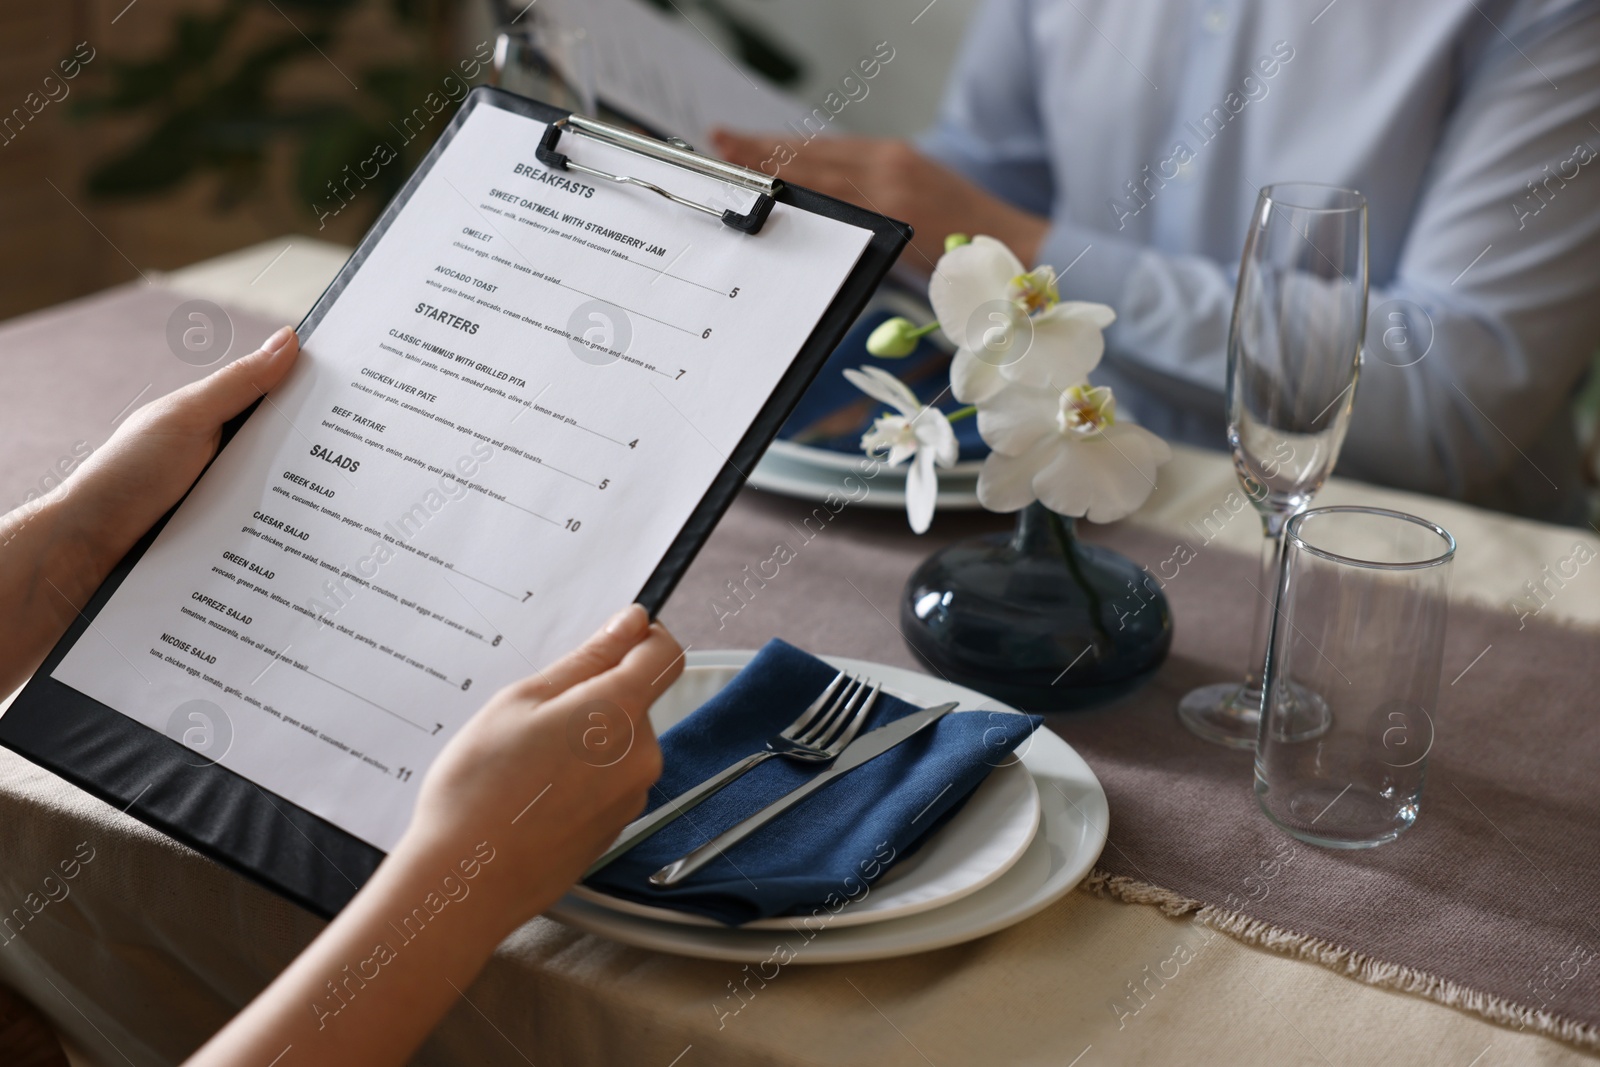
52 102 871 850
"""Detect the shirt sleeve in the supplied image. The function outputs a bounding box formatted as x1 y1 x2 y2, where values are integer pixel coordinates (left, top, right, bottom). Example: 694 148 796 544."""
915 0 1056 218
1040 6 1600 508
1338 7 1600 504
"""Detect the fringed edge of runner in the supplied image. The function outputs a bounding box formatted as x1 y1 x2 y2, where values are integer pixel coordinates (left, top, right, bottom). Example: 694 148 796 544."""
1081 868 1600 1052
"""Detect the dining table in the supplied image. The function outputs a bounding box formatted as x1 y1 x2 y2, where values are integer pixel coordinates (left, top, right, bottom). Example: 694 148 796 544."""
1 237 1595 1067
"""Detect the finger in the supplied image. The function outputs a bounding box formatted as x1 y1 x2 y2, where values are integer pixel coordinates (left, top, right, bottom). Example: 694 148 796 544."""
166 326 300 425
568 621 684 723
711 130 866 189
713 128 869 166
520 603 651 697
766 151 869 200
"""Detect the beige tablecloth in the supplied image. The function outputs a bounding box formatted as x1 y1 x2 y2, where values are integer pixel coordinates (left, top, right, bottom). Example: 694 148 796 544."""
1 240 1596 1066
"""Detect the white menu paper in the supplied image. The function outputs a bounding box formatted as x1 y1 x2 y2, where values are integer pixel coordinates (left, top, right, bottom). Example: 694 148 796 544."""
539 0 810 149
53 102 870 850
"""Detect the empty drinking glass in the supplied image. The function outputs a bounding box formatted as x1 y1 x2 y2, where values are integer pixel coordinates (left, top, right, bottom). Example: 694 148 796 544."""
1254 506 1455 848
1178 182 1368 748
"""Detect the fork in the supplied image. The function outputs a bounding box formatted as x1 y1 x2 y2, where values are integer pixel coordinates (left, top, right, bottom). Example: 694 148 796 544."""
584 671 882 876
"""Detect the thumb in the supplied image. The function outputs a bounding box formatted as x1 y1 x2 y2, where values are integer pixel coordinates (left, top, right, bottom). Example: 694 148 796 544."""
173 325 300 424
517 604 651 698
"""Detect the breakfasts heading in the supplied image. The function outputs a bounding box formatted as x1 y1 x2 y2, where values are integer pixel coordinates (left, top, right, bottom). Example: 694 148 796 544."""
511 162 595 197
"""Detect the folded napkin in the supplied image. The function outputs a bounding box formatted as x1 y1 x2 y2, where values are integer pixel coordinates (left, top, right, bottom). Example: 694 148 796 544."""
584 639 1040 926
776 308 990 461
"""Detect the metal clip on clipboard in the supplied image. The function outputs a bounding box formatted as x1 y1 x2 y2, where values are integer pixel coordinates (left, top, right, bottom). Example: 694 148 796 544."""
536 114 779 235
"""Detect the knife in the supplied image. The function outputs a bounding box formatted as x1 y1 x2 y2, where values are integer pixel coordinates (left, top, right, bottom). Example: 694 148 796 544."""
647 700 960 888
584 676 875 879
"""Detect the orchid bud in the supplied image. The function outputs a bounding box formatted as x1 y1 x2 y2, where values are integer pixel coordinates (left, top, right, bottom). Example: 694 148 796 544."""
865 316 923 358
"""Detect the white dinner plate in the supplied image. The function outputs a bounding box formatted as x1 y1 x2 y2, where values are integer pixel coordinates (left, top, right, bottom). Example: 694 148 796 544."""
749 443 985 511
570 666 1041 929
545 651 1109 963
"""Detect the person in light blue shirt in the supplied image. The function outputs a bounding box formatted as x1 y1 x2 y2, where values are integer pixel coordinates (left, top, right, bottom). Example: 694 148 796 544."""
716 0 1600 523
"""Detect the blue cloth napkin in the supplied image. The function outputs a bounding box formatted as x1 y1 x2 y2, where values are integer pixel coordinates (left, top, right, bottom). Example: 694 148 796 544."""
584 639 1040 926
777 308 990 461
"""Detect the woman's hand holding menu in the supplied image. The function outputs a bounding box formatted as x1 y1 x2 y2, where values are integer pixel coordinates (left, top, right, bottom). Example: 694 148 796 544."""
0 327 300 697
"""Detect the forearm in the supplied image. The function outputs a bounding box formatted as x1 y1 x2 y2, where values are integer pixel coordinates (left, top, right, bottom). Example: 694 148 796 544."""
913 128 1051 269
960 203 1047 271
0 489 119 696
1336 289 1587 509
1034 218 1234 393
189 611 676 1065
1045 216 1588 509
187 835 515 1066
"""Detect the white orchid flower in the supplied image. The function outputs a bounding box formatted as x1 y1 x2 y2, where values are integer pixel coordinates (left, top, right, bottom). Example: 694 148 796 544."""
975 380 1171 523
929 235 1116 406
844 365 959 534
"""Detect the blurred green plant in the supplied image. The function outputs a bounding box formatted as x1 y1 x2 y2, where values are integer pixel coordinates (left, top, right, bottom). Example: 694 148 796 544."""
78 0 804 227
76 0 475 224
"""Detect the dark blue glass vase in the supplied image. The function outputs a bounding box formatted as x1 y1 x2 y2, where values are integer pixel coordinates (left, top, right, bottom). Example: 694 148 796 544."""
900 502 1172 712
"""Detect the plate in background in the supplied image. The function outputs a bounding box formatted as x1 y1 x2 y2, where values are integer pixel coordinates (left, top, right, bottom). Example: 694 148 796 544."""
750 443 984 511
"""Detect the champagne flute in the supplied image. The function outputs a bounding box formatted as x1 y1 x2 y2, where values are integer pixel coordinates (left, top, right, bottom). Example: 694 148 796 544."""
1177 182 1368 749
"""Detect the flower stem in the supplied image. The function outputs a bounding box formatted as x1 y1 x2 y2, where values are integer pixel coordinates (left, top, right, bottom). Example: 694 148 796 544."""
908 321 942 339
945 405 977 423
1048 510 1111 644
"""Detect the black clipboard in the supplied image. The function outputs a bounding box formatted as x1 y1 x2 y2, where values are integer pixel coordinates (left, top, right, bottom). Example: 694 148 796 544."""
0 86 909 919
